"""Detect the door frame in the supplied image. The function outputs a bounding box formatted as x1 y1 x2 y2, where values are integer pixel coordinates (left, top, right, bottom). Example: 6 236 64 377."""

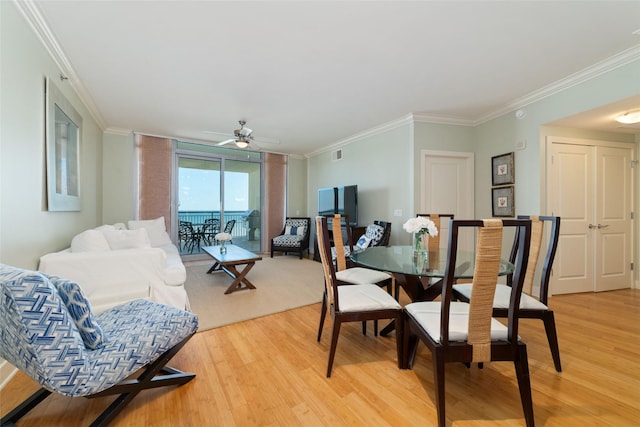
420 149 475 251
544 135 637 293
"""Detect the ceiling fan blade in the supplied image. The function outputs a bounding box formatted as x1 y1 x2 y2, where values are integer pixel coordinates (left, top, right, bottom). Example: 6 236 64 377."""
217 138 236 146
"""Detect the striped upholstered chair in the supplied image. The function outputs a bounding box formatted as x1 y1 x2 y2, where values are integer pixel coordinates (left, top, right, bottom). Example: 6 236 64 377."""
270 217 311 259
0 264 198 426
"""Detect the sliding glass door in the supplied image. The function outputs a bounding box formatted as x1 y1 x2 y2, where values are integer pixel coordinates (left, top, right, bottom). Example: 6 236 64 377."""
175 142 262 258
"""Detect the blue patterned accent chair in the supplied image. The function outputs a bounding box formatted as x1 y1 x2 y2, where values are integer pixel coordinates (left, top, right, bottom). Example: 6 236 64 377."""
0 264 198 426
270 217 311 259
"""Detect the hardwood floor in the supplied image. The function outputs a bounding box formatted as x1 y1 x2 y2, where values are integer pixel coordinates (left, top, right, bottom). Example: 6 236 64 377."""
2 289 639 426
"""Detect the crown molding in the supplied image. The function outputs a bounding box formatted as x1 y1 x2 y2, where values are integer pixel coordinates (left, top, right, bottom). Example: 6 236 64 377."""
476 45 640 124
411 113 475 127
305 114 414 158
15 0 107 130
104 127 133 136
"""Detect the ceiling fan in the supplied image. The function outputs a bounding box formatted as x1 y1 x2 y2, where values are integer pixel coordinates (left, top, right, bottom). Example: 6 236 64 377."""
205 120 280 149
215 120 254 148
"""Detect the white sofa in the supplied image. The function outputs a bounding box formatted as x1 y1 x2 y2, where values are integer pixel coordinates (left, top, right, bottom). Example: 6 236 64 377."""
39 218 189 314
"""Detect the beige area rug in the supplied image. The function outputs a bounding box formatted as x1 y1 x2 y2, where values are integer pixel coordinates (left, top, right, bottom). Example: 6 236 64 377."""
184 255 325 331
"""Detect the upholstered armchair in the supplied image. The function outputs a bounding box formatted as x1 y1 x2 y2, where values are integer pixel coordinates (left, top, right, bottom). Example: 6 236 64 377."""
0 264 198 426
270 217 311 259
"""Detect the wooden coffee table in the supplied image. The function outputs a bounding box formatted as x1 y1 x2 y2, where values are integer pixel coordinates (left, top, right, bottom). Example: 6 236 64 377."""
202 245 263 294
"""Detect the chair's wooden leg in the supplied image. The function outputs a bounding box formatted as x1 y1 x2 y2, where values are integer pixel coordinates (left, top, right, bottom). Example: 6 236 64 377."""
327 318 342 377
543 311 562 372
317 291 328 341
395 313 404 369
0 388 51 426
433 347 446 427
362 321 367 335
514 343 535 427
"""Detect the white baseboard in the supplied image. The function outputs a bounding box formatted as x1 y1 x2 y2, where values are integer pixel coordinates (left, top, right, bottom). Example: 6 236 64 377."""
0 359 18 390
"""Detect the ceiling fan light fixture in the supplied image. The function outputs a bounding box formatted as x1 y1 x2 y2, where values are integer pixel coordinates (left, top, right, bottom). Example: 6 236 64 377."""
615 110 640 124
235 140 249 148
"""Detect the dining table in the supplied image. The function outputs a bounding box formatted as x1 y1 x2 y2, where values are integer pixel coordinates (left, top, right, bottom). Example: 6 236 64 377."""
350 245 514 302
350 245 514 335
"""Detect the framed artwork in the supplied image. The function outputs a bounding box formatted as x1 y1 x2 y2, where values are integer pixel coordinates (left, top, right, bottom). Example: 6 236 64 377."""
492 186 515 217
491 152 515 186
46 77 83 211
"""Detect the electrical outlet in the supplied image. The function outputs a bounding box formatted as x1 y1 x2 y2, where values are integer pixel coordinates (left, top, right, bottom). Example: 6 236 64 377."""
516 139 527 150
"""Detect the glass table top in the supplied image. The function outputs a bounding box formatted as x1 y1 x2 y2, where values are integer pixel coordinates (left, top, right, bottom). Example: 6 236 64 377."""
350 245 514 279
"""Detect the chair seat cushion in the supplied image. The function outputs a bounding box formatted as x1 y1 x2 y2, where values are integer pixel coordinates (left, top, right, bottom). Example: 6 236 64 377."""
337 284 401 312
272 235 304 247
405 301 509 342
336 267 391 285
453 283 549 310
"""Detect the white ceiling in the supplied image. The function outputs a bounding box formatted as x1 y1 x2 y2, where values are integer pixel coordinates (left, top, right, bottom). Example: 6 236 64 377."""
28 0 640 156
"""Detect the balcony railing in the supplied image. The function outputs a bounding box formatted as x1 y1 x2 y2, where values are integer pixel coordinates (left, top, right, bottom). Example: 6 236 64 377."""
177 210 260 255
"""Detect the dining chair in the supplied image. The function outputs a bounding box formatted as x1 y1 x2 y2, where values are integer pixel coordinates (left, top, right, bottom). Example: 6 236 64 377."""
315 216 403 377
403 219 534 427
453 215 562 372
319 214 395 336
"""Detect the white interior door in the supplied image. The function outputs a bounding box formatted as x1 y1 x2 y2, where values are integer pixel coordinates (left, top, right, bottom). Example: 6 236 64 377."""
421 150 474 251
547 138 633 294
595 146 632 291
548 142 595 294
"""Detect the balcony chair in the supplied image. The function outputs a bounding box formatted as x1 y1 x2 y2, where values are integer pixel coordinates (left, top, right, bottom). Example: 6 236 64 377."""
201 218 221 246
216 219 236 244
0 264 198 427
453 215 562 371
270 217 311 259
403 219 534 427
315 216 403 377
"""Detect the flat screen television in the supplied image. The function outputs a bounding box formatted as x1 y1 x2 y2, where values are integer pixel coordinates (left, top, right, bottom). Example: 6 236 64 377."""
317 185 358 225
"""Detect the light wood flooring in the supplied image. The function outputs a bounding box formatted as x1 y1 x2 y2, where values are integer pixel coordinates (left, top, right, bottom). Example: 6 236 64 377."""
2 288 639 426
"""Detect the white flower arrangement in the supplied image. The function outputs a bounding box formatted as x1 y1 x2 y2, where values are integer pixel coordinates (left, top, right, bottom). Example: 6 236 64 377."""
215 232 232 242
403 217 438 251
402 217 438 237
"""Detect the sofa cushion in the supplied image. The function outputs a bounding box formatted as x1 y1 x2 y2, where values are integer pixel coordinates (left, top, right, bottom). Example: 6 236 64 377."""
71 229 111 252
128 217 173 247
102 228 151 250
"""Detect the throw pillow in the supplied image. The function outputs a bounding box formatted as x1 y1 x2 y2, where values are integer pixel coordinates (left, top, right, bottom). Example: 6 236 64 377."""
365 224 385 246
355 234 372 250
128 217 173 247
48 275 106 349
102 228 151 250
71 229 111 252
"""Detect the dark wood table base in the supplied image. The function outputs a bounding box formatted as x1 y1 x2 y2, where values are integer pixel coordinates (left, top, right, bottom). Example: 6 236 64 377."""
202 245 262 294
207 261 258 294
380 273 443 336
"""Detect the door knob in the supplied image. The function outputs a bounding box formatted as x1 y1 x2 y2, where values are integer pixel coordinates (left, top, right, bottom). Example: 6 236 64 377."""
597 224 609 229
588 224 596 229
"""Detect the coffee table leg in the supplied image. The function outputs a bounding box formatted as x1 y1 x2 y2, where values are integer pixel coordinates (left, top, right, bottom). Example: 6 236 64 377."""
207 262 222 274
223 262 257 294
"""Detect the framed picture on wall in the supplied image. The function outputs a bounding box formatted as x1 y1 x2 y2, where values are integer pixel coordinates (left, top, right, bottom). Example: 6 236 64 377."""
46 77 83 211
491 152 514 186
492 186 515 217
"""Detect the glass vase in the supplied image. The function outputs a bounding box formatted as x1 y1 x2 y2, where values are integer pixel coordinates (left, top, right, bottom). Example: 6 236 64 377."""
413 232 428 272
220 240 227 254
